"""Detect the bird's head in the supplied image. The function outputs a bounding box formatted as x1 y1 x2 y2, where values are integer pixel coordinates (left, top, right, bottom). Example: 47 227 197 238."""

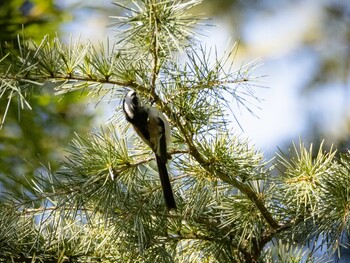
123 90 140 119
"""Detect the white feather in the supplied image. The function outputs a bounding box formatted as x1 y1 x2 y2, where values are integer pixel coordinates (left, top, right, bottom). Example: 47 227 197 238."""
123 90 136 118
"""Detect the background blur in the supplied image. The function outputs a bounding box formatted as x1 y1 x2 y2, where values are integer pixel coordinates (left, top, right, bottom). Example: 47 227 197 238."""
1 0 349 190
0 0 349 260
63 0 350 156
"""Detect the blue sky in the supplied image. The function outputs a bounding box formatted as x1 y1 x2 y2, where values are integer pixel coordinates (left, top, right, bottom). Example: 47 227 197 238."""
56 1 350 260
58 0 350 156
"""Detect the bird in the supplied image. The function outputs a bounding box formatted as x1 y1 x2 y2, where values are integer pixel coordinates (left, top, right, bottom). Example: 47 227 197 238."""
123 90 177 210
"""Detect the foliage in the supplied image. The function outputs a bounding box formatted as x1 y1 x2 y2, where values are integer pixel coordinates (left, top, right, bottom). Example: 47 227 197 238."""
0 0 349 262
0 0 65 43
0 1 92 196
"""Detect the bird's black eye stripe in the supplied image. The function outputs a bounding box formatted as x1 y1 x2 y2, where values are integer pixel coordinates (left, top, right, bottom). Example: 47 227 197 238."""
129 92 138 106
132 96 138 106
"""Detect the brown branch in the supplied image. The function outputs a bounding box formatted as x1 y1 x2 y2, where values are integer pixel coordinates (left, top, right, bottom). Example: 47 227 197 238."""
171 113 280 230
143 97 282 261
149 1 161 100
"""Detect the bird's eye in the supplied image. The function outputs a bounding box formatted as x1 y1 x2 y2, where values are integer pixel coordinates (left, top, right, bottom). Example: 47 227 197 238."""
131 94 138 105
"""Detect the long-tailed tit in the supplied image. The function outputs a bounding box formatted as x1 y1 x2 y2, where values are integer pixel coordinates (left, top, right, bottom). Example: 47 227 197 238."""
123 90 177 210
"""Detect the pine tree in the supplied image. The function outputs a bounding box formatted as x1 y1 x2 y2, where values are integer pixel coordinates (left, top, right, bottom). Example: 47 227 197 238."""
0 1 350 262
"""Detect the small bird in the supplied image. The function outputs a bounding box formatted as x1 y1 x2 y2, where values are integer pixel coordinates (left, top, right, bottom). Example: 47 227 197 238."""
123 90 177 210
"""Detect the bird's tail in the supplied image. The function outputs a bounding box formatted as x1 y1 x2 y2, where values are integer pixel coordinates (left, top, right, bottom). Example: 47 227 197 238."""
155 155 177 210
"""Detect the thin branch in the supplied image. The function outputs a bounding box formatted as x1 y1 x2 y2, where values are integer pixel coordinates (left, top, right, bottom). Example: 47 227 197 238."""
159 99 280 230
150 1 160 97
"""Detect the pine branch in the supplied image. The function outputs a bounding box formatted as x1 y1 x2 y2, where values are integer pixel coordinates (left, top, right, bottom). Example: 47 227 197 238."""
3 0 349 261
151 93 279 230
